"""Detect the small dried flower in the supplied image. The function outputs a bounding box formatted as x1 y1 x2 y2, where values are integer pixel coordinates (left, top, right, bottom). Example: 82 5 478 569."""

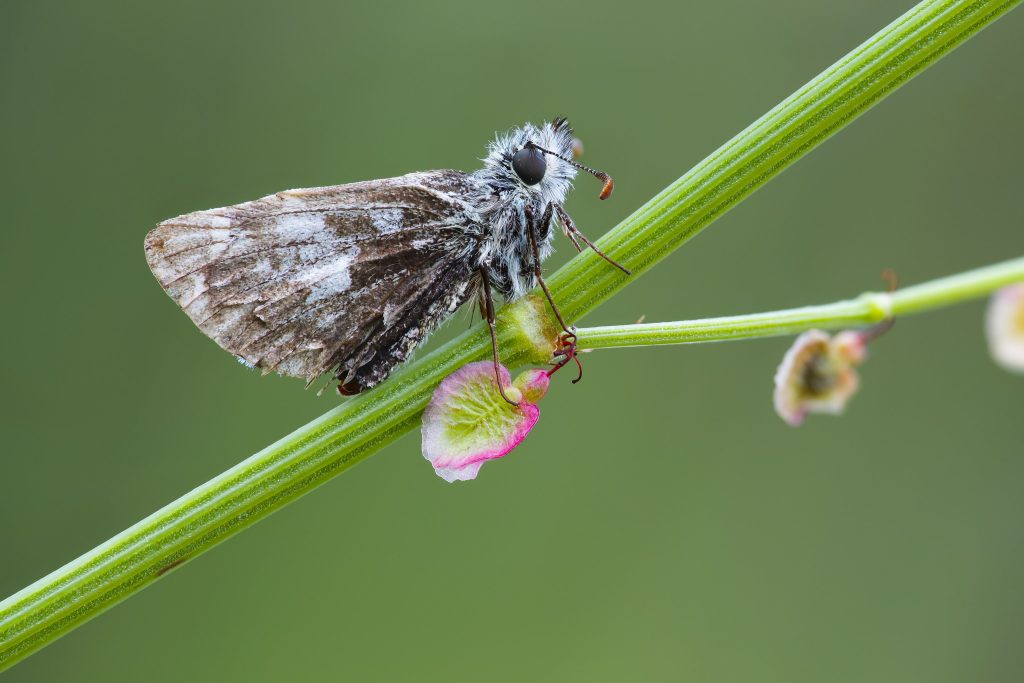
773 329 868 426
421 362 550 482
985 283 1024 373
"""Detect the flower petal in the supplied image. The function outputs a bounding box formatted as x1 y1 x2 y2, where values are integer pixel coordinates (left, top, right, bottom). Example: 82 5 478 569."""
986 283 1024 373
513 368 551 403
833 330 868 365
773 329 864 427
773 330 831 426
422 362 541 482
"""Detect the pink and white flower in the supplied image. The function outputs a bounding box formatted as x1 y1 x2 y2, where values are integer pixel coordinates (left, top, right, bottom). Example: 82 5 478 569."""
773 329 868 427
421 362 550 482
985 283 1024 373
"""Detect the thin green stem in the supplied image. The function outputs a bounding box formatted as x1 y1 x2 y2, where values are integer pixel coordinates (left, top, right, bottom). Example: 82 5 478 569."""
1 0 1019 671
891 257 1024 315
576 256 1024 349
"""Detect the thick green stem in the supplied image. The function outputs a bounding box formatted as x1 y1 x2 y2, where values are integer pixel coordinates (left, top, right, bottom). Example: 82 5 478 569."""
576 256 1024 349
1 0 1019 671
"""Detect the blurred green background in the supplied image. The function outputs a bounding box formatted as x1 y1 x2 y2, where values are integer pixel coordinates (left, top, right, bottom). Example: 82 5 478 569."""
2 1 1022 680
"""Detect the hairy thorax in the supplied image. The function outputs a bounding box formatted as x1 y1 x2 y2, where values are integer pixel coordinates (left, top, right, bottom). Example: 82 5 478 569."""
469 188 552 300
468 121 578 300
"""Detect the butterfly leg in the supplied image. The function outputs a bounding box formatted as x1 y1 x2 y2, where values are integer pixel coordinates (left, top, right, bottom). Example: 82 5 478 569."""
554 205 632 275
561 215 583 253
480 268 521 406
526 203 583 383
526 203 572 335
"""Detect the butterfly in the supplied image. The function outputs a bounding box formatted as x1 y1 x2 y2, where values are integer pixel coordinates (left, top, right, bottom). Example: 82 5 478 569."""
144 117 628 402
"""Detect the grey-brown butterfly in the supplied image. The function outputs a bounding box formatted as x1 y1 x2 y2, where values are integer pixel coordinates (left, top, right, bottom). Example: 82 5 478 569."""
144 117 628 402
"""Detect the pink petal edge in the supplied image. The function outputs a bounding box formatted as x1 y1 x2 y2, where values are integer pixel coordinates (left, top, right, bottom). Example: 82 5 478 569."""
431 404 540 483
422 362 543 483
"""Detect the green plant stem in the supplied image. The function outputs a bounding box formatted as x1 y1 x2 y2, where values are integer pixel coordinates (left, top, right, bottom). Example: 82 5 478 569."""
1 0 1019 671
576 256 1024 349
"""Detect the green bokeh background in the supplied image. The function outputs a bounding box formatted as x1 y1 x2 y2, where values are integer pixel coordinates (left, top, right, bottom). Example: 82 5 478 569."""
2 1 1022 680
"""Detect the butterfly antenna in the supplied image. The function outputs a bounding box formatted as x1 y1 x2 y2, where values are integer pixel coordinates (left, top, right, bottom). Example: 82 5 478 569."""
526 142 614 200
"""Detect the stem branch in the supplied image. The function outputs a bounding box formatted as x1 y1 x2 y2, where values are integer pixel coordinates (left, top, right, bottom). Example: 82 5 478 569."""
576 256 1024 349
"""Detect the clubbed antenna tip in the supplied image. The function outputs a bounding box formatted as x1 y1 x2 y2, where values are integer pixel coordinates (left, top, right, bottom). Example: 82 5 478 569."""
526 142 614 201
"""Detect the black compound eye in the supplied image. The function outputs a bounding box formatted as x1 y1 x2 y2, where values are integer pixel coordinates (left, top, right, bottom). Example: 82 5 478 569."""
511 145 546 185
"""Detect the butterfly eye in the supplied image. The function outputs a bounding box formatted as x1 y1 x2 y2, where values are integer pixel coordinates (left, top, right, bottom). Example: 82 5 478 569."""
511 145 547 186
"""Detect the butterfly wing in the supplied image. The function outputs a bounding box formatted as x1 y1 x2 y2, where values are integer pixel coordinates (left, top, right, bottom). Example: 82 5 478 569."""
144 170 482 389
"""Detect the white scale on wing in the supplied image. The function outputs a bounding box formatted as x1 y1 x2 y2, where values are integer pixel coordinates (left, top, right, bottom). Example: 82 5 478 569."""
369 207 406 235
296 247 359 304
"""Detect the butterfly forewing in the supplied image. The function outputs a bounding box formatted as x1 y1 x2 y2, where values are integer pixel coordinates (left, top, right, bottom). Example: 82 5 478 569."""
145 170 481 388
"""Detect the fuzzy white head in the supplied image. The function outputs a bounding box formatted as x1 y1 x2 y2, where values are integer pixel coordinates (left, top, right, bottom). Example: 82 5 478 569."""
477 118 579 208
469 118 594 299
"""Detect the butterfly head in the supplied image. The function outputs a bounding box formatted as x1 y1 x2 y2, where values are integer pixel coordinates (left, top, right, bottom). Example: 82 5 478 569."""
482 118 612 207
